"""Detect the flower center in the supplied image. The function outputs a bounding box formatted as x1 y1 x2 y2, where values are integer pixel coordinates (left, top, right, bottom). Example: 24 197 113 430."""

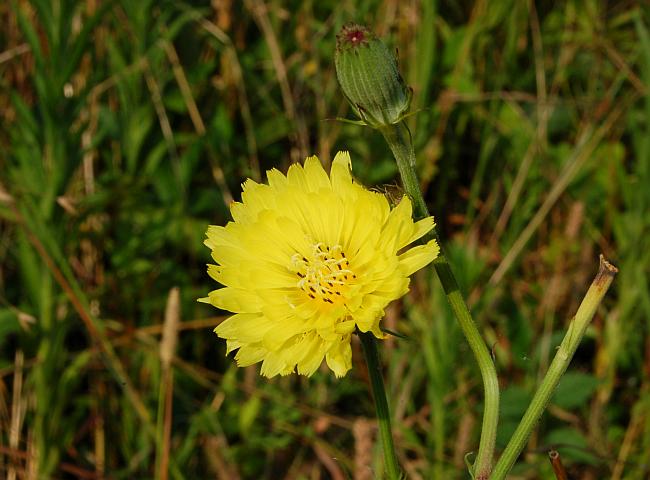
290 243 356 304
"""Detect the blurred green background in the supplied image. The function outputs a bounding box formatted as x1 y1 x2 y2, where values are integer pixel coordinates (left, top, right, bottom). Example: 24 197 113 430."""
1 1 649 478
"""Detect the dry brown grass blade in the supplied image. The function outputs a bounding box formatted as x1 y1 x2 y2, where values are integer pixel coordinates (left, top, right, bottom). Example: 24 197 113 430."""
489 93 637 286
353 417 374 480
0 43 30 64
0 184 14 205
492 1 549 244
611 396 647 480
202 435 242 480
163 41 207 136
196 16 261 181
160 287 180 370
0 445 101 479
158 287 180 480
313 442 346 480
161 35 240 200
453 413 475 468
3 194 154 430
7 350 24 480
93 385 105 478
244 0 309 162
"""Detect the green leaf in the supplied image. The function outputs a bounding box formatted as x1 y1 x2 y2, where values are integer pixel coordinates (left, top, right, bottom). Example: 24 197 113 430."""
0 310 23 345
239 394 262 436
500 385 532 418
497 385 532 448
552 371 600 410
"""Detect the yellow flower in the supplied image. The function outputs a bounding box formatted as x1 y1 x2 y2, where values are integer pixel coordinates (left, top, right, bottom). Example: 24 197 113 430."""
200 152 439 378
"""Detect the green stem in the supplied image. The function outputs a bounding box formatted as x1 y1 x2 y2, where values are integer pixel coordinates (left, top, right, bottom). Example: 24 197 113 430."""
359 331 401 480
490 256 617 479
380 121 500 479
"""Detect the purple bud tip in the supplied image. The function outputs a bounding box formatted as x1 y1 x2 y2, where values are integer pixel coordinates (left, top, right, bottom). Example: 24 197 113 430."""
346 28 365 44
336 23 373 51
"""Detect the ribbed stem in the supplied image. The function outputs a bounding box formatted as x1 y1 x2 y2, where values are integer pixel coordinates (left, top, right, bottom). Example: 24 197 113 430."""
490 256 617 479
380 122 499 479
359 331 401 480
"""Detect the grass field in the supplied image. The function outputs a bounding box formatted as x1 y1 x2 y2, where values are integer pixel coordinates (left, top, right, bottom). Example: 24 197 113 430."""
1 1 649 478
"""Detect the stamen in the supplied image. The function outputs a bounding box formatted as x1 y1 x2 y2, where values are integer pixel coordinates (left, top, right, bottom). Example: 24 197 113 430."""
288 242 357 304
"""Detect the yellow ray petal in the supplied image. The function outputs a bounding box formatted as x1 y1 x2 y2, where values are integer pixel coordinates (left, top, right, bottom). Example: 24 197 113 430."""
214 313 273 343
207 287 262 313
330 151 353 194
403 216 436 248
266 168 288 190
260 351 291 377
303 155 331 192
398 239 440 276
235 343 267 367
378 195 413 253
325 336 352 378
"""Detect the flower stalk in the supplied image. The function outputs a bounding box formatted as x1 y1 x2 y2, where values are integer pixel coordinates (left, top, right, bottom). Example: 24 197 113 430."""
359 331 401 480
380 121 500 479
334 23 617 480
335 23 500 478
490 256 618 479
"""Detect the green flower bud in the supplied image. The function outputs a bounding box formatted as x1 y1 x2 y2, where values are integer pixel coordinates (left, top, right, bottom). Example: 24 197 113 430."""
335 23 412 128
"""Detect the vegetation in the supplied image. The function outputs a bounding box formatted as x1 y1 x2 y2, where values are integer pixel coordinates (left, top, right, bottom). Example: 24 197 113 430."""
1 1 648 478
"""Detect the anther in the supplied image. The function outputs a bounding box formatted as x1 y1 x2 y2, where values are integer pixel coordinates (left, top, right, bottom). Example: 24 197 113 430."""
290 243 355 303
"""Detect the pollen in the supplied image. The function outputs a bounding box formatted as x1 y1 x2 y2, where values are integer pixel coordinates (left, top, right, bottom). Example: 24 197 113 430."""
290 243 355 305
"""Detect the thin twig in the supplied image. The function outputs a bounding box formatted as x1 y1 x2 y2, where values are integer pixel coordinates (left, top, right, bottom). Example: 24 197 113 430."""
548 450 568 480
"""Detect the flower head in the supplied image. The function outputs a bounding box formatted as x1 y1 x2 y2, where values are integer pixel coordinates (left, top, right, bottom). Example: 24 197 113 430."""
201 152 439 378
335 23 412 128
